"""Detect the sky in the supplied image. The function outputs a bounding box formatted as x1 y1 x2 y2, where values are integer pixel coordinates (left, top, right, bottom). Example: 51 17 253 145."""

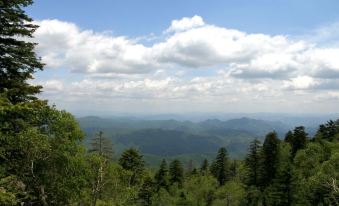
25 0 339 115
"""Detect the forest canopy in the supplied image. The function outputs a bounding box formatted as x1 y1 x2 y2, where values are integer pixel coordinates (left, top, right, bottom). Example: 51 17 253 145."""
0 1 338 206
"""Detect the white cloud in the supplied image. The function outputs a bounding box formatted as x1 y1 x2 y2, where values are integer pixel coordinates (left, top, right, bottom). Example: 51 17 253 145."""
283 76 318 90
32 16 339 113
34 19 154 74
165 15 205 33
34 17 339 81
39 80 64 92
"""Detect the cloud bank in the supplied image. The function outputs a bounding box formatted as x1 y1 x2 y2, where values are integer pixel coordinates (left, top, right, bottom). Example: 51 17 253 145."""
32 16 339 113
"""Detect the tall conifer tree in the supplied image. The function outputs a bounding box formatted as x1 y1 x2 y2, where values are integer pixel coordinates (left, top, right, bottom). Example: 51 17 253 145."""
0 0 44 104
245 139 262 187
169 159 184 187
211 147 230 186
291 126 307 157
154 159 169 191
260 132 279 188
119 148 145 186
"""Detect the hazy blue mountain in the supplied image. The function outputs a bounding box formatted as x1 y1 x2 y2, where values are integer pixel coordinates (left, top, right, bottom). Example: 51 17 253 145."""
78 116 290 136
77 116 297 165
113 129 221 156
77 115 339 166
199 117 288 137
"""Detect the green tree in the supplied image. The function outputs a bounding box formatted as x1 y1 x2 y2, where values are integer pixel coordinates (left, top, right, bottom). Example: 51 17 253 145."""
292 140 339 205
1 104 88 205
154 159 169 192
138 176 155 206
260 131 279 188
0 0 44 104
200 159 209 174
317 120 339 141
211 147 230 186
119 148 145 186
169 159 184 188
184 174 218 206
284 130 293 144
265 142 293 206
291 126 308 157
213 180 246 206
245 139 261 187
229 160 237 178
176 192 193 206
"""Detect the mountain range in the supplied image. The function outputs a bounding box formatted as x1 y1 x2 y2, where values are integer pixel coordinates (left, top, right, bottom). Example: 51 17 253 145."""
78 116 319 166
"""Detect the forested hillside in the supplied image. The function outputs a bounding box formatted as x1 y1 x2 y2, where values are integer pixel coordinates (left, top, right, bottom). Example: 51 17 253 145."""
0 1 338 206
78 116 290 164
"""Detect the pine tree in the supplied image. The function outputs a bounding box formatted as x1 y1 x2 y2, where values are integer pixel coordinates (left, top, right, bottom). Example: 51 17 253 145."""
245 139 261 187
211 147 230 186
119 148 145 186
89 131 113 159
138 176 155 206
0 0 44 104
317 120 339 141
191 168 198 175
284 131 293 144
154 159 169 191
260 131 279 188
169 159 184 187
200 159 209 174
230 160 237 178
291 126 307 157
265 143 293 206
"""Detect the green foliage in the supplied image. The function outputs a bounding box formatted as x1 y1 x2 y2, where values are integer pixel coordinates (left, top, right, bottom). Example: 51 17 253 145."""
211 147 231 186
260 131 279 188
200 159 209 174
284 130 293 144
78 116 290 160
119 148 145 186
0 0 44 104
245 138 261 187
0 175 25 206
169 159 184 188
0 101 88 205
317 120 339 141
213 180 246 206
264 142 292 206
292 138 339 205
151 188 174 206
9 1 339 206
138 176 155 206
154 159 170 191
184 174 218 206
175 192 194 206
291 126 308 157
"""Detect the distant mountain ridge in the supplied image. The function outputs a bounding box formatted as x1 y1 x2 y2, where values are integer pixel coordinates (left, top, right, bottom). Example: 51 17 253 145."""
78 116 290 136
77 116 293 164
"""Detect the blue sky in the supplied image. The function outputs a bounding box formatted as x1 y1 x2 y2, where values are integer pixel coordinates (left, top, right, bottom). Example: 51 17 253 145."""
26 1 339 115
27 0 339 35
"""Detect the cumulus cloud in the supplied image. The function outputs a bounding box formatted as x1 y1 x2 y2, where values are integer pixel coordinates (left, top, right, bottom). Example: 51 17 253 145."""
165 15 205 33
32 16 339 113
34 16 339 81
283 76 318 90
34 20 154 74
